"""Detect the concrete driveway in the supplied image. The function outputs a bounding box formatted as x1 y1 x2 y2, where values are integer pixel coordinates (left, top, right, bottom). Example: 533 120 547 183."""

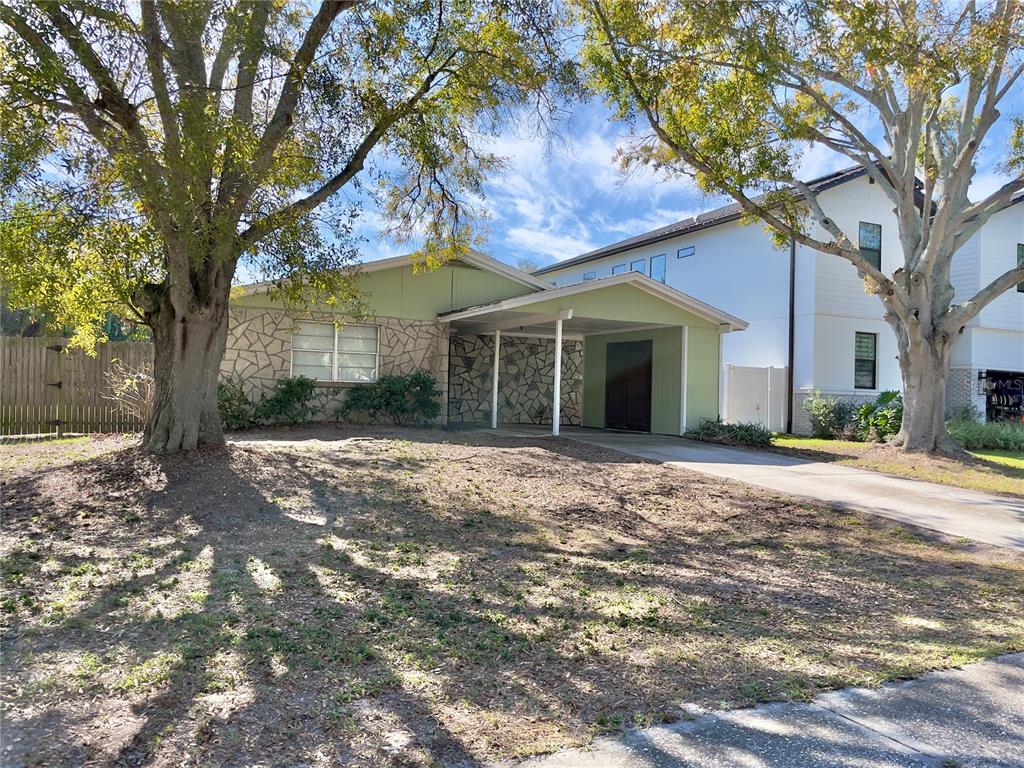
503 427 1024 550
508 653 1024 768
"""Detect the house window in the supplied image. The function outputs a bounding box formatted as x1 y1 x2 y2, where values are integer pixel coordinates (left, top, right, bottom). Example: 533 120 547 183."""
854 332 877 390
292 321 379 383
677 245 695 259
630 258 645 272
1017 244 1023 293
650 253 666 283
583 271 596 281
859 222 882 270
611 264 626 275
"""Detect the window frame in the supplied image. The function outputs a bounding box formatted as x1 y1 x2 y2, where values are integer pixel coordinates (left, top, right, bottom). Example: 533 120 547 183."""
611 263 626 275
677 245 695 259
853 331 878 390
858 221 882 271
582 271 597 281
629 258 645 273
649 253 666 283
291 321 380 384
1017 243 1023 293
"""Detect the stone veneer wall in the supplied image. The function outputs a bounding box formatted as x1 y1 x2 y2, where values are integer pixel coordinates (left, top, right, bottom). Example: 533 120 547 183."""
221 307 450 422
447 334 583 426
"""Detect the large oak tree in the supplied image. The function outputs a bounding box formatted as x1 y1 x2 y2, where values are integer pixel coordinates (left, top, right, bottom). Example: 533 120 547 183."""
1 0 566 452
577 0 1024 451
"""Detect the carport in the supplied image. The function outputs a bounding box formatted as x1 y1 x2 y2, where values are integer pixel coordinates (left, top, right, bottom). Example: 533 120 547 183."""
439 272 747 436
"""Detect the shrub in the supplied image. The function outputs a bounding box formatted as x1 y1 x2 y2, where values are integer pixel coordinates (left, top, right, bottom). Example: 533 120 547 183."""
685 417 773 448
337 371 441 425
946 419 1024 451
946 403 983 423
854 391 903 442
803 390 855 439
253 376 317 426
217 378 254 431
103 360 154 425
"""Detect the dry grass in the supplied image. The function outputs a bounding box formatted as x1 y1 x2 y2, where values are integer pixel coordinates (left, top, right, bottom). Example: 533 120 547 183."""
771 436 1024 497
2 427 1023 767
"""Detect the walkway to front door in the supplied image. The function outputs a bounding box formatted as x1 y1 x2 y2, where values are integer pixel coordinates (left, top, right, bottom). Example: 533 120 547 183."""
496 426 1024 550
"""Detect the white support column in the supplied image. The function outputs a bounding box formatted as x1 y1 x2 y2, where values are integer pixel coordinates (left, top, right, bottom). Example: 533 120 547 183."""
552 318 563 436
766 365 773 431
680 326 689 435
491 329 501 429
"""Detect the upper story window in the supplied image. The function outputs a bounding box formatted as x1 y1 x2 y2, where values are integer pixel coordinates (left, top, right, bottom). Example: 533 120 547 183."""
611 264 626 275
292 321 379 383
859 222 882 271
1017 244 1023 293
649 254 666 283
583 271 596 281
677 245 695 259
630 258 645 272
854 332 877 390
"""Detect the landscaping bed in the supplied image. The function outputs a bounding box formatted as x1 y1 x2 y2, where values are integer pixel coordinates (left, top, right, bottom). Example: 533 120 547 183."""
3 427 1023 767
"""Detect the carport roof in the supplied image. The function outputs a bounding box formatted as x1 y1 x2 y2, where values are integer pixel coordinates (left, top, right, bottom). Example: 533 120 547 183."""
437 272 748 336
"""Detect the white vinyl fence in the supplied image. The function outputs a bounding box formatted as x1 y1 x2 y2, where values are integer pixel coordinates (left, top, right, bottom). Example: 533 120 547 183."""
722 364 789 433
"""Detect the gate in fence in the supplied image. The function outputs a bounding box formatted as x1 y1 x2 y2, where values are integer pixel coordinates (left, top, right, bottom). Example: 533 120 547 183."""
0 337 154 436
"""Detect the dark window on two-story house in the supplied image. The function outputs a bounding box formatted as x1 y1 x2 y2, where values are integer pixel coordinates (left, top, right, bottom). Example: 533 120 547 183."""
630 258 645 272
649 254 666 282
677 245 695 259
854 332 877 389
1017 243 1023 293
583 271 596 281
611 264 626 275
859 222 882 270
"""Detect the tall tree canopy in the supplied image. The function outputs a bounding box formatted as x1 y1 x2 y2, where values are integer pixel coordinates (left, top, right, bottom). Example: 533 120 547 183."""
577 0 1024 451
0 0 568 452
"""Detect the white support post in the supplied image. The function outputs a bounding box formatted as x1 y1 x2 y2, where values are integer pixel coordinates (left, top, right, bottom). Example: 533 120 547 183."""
552 318 563 436
491 329 501 429
766 365 773 431
680 326 689 435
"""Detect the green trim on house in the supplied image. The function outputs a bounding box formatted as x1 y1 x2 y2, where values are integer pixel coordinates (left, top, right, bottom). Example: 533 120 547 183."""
233 262 538 320
479 283 722 329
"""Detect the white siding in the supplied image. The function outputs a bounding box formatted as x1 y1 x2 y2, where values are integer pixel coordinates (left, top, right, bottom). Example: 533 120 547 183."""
977 204 1024 334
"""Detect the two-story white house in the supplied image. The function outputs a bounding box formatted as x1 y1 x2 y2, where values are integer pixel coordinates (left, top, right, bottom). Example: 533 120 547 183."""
533 166 1024 434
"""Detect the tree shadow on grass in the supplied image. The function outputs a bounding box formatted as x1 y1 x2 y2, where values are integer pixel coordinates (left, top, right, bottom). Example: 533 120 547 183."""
2 428 1023 767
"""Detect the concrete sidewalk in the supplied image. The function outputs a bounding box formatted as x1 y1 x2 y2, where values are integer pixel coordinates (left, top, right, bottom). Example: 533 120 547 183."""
508 653 1024 768
525 428 1024 551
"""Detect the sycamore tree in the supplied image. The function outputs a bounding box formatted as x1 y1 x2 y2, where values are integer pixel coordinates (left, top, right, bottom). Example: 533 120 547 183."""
577 0 1024 452
0 0 567 453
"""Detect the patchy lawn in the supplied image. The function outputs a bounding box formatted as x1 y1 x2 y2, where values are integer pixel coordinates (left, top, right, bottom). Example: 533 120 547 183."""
0 434 134 479
771 436 1024 497
2 427 1023 767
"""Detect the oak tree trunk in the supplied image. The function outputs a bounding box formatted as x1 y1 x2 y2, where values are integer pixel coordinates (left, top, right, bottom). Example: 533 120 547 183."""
142 292 229 454
889 318 958 453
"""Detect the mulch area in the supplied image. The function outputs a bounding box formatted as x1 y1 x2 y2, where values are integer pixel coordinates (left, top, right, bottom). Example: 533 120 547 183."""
2 426 1023 767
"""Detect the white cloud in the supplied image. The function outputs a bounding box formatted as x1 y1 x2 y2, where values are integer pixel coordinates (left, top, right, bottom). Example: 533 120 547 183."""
505 226 599 262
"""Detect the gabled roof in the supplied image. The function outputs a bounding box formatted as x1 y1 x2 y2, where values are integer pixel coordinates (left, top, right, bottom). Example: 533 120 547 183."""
533 165 876 276
235 248 550 296
438 271 748 332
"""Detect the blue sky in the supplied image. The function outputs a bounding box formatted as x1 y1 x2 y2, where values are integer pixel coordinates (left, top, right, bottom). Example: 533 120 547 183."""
348 96 1022 272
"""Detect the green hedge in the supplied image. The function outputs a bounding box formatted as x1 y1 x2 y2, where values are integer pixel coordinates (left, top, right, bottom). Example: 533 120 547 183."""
946 419 1024 451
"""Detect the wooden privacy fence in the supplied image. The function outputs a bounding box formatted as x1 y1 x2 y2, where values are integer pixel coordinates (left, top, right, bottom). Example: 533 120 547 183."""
0 337 154 436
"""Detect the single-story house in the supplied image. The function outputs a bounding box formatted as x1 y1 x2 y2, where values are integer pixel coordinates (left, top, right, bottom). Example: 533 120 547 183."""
225 250 747 434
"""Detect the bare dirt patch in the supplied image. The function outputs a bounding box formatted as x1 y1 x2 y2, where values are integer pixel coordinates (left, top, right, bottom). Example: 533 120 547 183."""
3 426 1023 767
